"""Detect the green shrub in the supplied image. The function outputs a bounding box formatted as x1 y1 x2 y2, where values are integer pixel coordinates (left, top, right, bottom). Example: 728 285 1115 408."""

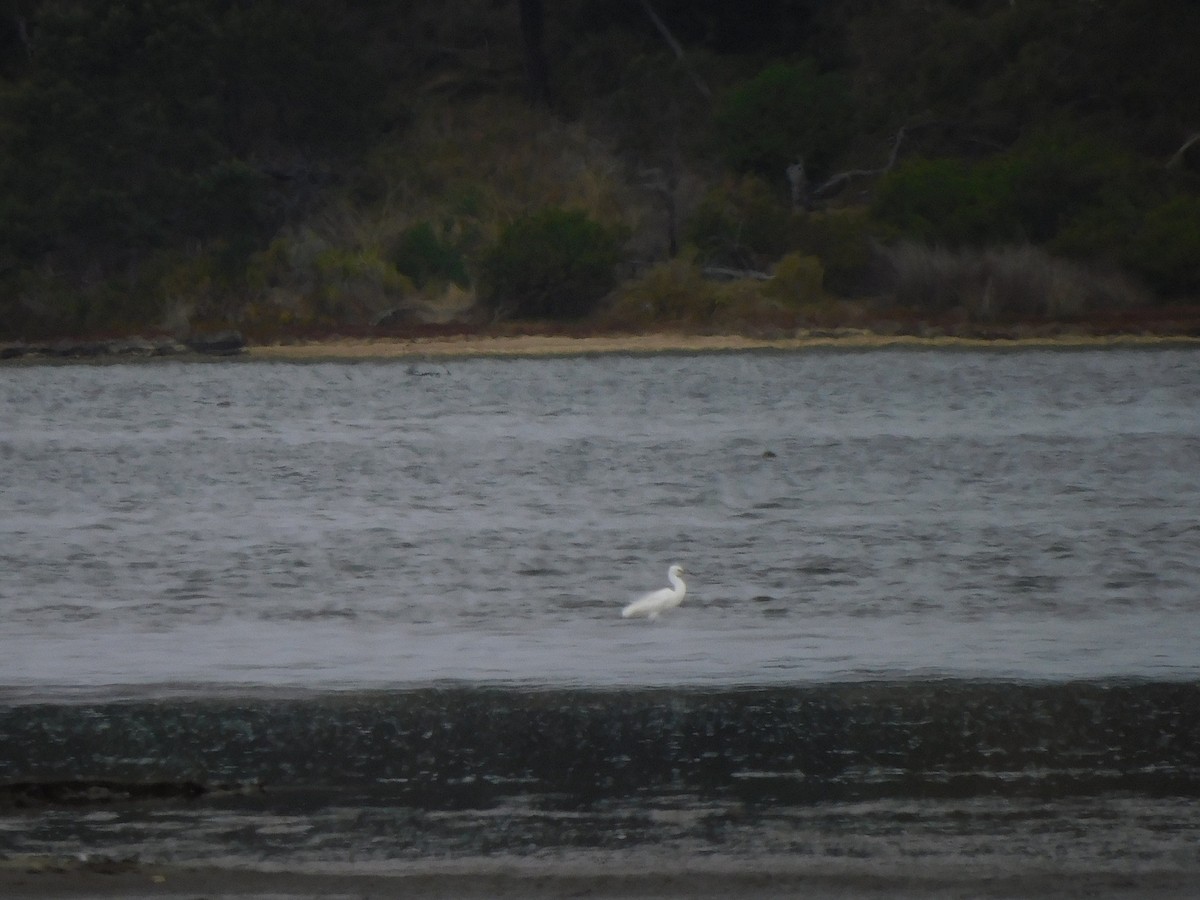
708 279 798 332
766 253 826 306
244 231 413 326
153 244 237 331
872 157 1017 246
685 175 793 269
605 257 718 327
1124 195 1200 297
1001 131 1140 244
393 222 469 288
480 209 622 320
713 60 855 178
1050 201 1141 267
590 49 716 161
791 208 879 296
311 247 412 320
4 267 89 338
873 131 1152 253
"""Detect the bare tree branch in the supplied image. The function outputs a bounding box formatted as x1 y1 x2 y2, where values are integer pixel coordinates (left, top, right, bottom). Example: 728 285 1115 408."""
1167 133 1200 169
701 266 771 281
813 126 906 198
639 0 712 99
791 127 908 211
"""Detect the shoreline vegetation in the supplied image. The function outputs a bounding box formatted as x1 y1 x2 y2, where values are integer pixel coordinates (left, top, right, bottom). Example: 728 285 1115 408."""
3 3 1199 345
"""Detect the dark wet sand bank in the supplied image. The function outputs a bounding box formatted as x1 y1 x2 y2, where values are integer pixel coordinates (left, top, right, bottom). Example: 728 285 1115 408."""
2 862 1195 899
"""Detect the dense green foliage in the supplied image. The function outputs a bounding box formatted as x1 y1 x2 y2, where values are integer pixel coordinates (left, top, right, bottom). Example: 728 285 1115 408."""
0 0 382 335
481 209 621 320
1 0 1198 339
394 223 470 290
686 176 795 269
713 61 854 177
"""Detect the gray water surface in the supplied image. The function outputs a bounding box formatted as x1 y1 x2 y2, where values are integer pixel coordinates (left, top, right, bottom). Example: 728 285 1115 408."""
2 349 1198 698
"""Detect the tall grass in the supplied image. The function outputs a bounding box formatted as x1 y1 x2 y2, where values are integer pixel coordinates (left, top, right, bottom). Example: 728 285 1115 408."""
879 242 1147 322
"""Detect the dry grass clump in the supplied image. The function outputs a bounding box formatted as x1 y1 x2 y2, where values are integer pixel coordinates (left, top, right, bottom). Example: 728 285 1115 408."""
602 256 816 334
602 258 718 328
765 252 826 306
879 242 1148 322
369 96 645 238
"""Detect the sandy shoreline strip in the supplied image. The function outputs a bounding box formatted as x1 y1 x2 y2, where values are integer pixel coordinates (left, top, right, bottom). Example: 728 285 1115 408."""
246 331 1200 361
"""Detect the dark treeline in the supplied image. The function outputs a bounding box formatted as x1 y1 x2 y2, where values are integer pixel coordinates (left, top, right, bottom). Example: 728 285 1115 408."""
2 0 1198 340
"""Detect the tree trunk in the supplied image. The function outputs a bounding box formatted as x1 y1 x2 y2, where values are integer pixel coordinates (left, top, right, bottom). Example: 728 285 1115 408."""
518 0 552 106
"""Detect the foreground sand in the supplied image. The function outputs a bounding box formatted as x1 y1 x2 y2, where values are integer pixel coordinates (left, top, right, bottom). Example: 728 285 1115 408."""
246 330 1200 361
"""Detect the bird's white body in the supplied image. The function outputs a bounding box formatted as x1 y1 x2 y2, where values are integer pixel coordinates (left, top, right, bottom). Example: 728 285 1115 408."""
622 565 686 619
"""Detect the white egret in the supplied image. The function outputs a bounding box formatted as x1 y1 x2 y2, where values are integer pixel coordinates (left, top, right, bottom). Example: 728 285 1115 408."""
621 564 686 619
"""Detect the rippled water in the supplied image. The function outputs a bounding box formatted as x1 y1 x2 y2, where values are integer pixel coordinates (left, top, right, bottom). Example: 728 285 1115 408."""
2 349 1199 882
2 349 1198 695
